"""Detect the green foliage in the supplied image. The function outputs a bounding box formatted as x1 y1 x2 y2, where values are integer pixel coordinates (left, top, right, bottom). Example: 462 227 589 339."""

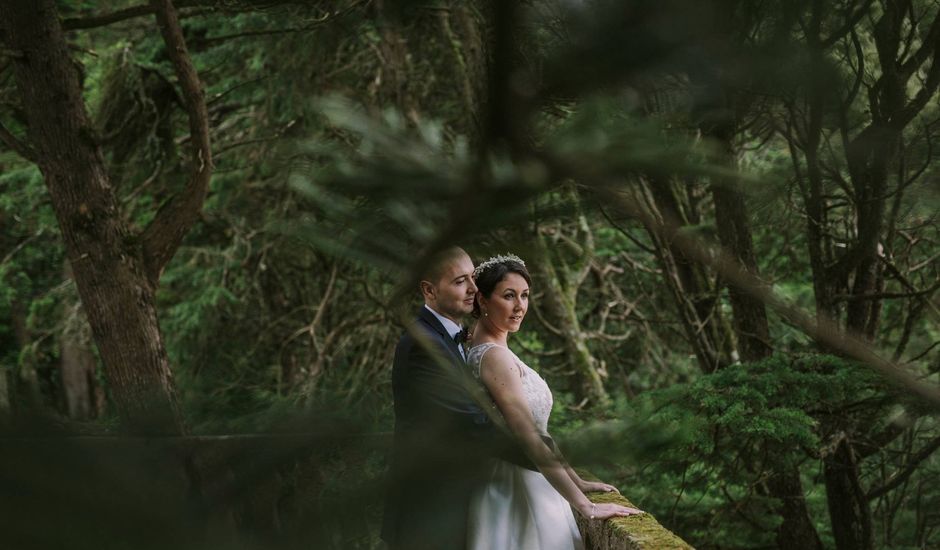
0 156 67 406
616 353 898 546
661 353 882 449
2 1 939 548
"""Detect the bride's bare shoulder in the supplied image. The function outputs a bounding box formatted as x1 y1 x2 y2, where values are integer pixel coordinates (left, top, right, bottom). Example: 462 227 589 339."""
479 345 523 378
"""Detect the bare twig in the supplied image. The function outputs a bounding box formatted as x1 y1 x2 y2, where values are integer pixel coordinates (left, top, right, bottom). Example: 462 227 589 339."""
0 119 36 161
832 279 940 302
1 229 45 266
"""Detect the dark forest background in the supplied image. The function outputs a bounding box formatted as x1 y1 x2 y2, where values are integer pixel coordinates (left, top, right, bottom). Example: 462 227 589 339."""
0 0 938 548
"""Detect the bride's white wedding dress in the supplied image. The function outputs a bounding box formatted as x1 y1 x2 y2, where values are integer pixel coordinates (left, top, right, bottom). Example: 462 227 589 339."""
466 343 584 550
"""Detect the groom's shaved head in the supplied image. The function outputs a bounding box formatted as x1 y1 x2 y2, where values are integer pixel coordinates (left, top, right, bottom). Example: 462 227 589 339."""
420 246 470 284
419 246 476 322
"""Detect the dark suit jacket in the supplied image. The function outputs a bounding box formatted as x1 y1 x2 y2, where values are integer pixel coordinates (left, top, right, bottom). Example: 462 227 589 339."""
380 307 531 550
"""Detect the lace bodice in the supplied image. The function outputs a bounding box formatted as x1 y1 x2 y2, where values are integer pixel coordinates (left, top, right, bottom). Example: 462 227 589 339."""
466 343 554 434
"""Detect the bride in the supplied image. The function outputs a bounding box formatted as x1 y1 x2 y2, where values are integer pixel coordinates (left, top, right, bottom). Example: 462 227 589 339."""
466 254 642 550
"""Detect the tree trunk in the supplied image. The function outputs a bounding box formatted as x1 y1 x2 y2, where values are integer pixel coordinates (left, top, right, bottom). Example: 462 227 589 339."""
0 366 9 417
60 263 100 420
648 180 718 331
843 125 893 337
706 123 823 550
641 177 735 372
59 332 99 420
536 232 610 406
639 87 735 373
825 437 874 550
0 0 182 434
9 299 42 407
711 184 773 359
448 3 492 141
534 196 610 407
818 3 940 542
764 469 824 550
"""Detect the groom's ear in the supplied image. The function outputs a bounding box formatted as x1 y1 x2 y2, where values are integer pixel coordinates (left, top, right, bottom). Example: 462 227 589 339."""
419 280 435 300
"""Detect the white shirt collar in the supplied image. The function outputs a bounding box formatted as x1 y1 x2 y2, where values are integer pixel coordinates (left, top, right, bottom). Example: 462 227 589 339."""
424 304 463 340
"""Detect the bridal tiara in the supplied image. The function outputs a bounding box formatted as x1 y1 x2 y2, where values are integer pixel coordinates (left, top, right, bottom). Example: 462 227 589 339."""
472 253 526 279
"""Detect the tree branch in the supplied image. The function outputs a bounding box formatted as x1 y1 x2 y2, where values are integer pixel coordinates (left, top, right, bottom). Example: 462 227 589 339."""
894 14 940 127
898 9 940 79
0 119 36 161
60 1 347 31
905 339 939 364
867 435 940 500
821 0 875 48
856 422 911 459
880 256 940 321
61 3 157 30
530 297 564 337
140 0 213 284
832 278 940 302
199 0 365 46
598 201 657 254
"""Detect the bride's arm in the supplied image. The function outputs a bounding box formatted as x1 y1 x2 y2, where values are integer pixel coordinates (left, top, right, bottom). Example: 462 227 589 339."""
480 347 640 519
552 444 622 495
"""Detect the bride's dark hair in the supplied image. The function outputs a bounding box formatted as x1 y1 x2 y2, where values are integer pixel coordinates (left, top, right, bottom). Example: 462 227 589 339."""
472 256 531 319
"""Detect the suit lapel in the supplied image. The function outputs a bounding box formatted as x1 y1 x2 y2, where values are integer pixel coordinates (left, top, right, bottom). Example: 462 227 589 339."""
417 307 465 364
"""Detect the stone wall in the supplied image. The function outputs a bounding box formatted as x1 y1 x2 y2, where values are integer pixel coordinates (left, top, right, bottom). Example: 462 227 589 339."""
575 490 693 550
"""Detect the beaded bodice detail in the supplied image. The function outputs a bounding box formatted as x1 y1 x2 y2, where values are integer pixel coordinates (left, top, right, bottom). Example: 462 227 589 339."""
467 343 553 434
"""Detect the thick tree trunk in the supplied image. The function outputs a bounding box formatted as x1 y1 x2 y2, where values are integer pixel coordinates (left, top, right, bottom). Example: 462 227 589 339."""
0 0 182 434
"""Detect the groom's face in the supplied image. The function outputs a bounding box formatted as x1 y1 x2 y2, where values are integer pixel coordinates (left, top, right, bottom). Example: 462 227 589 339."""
422 252 477 323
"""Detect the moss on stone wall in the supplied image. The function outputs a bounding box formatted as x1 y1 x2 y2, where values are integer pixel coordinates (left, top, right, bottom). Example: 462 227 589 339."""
574 484 693 550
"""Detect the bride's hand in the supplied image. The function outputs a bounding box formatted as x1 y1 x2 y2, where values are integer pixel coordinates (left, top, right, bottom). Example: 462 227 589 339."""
579 502 644 520
578 480 620 494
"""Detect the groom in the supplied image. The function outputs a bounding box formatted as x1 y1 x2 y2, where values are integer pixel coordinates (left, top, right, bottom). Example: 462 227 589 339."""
381 247 525 550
